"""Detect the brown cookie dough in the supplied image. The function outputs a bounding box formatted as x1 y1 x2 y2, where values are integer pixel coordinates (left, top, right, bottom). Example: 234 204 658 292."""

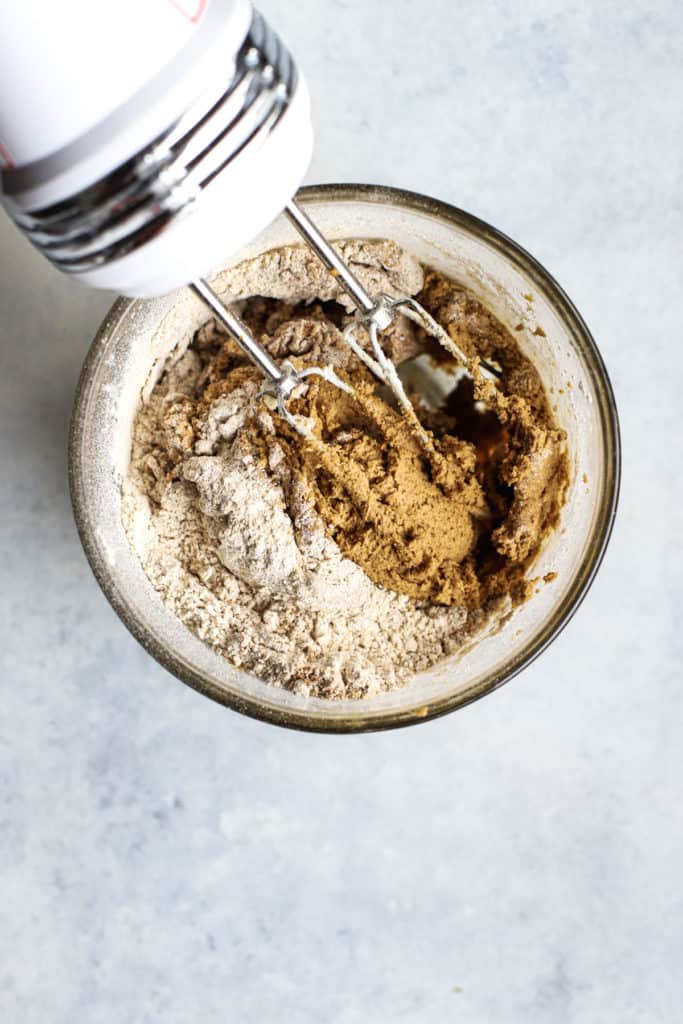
269 378 487 606
239 268 569 610
123 241 569 698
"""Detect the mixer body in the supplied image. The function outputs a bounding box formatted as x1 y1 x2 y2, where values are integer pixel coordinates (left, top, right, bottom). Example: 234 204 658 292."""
0 0 480 426
0 0 312 296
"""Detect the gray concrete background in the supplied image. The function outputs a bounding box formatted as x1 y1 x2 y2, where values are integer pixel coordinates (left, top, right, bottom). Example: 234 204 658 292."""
1 1 681 1020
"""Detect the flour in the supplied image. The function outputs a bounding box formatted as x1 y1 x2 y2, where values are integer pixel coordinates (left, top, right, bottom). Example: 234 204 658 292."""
121 240 514 699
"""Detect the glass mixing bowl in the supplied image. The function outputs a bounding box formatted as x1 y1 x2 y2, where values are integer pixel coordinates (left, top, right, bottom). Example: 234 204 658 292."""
69 184 620 732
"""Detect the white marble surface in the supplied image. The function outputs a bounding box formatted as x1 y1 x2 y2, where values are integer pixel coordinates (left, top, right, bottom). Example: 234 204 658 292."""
1 1 681 1020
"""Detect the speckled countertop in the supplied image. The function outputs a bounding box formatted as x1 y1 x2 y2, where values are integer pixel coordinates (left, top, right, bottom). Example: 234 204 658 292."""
1 1 681 1020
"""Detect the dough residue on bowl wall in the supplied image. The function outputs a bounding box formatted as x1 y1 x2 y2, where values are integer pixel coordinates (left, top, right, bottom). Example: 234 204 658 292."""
122 240 568 699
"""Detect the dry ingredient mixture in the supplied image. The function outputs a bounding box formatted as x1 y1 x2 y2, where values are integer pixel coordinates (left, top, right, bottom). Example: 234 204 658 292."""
122 240 569 699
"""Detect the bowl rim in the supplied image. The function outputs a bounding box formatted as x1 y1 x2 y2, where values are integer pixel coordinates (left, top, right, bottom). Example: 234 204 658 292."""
69 182 621 733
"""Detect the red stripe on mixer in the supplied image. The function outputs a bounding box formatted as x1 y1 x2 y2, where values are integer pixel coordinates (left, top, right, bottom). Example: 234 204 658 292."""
167 0 207 23
0 141 15 169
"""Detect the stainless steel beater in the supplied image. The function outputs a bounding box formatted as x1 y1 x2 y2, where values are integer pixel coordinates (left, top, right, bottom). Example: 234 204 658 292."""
285 200 500 435
190 277 352 436
190 198 499 441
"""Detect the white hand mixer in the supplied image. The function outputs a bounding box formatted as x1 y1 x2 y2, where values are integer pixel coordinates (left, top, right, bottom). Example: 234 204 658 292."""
0 0 496 435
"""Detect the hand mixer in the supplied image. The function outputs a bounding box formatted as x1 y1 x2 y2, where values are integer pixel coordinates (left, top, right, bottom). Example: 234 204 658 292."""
0 0 495 437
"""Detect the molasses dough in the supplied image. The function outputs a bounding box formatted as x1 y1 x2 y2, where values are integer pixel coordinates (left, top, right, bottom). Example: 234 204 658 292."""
242 263 569 610
123 241 569 698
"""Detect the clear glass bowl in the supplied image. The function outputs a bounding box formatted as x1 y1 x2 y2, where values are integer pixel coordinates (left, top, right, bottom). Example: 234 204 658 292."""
69 184 620 732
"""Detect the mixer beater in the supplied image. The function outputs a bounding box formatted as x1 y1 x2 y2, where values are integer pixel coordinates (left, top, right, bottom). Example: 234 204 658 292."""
191 197 499 442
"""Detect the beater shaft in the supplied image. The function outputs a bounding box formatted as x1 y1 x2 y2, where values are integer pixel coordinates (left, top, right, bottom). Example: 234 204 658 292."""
285 198 500 384
191 278 286 385
284 199 380 320
190 278 351 435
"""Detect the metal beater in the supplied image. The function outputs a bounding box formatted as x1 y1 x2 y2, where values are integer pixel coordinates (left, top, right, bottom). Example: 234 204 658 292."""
191 197 498 440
